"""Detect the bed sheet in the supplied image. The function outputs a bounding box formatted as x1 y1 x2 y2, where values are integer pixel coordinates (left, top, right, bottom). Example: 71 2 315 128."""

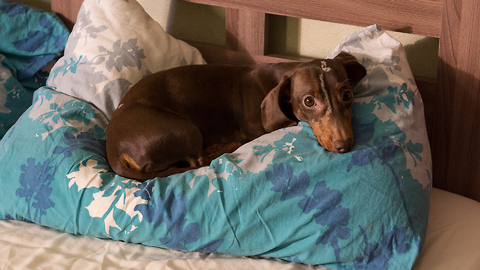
0 219 324 270
412 189 480 269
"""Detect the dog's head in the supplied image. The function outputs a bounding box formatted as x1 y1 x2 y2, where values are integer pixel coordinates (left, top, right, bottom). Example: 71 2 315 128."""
261 52 366 153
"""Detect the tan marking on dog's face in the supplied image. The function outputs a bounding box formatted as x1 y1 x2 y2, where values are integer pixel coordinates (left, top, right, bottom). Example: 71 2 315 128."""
290 60 355 152
309 112 354 152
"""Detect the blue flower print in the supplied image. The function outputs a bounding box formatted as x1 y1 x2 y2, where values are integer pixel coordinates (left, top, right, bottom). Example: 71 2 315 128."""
266 164 351 264
0 1 29 16
371 83 415 114
16 158 55 223
354 225 413 269
134 186 223 252
53 131 106 159
265 163 309 200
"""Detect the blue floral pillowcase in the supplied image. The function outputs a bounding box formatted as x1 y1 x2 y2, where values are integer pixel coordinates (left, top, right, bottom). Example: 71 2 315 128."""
0 0 69 138
0 0 432 269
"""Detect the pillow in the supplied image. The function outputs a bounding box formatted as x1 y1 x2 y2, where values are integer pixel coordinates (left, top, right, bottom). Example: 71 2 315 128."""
0 0 68 80
47 0 205 119
0 1 432 267
0 0 69 138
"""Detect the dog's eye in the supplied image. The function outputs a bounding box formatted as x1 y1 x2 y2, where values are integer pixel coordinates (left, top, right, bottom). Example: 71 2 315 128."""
342 90 353 102
304 96 315 107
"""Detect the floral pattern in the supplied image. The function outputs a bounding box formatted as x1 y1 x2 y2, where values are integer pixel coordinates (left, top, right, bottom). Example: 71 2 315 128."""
0 0 431 268
0 0 68 138
266 164 352 265
16 158 55 224
46 0 205 119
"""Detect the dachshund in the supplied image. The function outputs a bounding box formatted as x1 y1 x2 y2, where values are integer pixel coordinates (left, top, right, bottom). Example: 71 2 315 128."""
106 52 366 181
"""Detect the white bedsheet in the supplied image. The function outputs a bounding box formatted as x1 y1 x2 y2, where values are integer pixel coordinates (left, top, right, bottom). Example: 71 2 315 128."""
0 219 324 270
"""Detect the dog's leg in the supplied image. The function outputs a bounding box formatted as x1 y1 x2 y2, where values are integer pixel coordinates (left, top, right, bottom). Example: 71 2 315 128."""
145 142 242 178
149 166 200 178
108 106 205 181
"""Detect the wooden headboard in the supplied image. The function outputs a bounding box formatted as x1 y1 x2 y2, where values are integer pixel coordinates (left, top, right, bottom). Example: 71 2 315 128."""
51 0 480 201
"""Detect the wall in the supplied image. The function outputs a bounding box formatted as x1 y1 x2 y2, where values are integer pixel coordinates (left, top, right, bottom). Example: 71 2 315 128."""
23 0 439 79
20 0 50 11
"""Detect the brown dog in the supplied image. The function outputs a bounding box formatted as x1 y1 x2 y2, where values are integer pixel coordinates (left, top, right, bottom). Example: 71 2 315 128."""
106 52 366 181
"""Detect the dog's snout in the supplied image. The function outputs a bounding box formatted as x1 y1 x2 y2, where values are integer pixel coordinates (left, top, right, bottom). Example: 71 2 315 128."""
334 139 353 153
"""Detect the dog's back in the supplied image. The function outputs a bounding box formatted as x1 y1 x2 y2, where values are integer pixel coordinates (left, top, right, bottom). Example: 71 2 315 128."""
115 65 270 145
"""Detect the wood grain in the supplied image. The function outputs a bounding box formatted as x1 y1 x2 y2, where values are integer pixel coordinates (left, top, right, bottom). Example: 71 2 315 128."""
434 0 480 199
184 0 443 37
51 0 84 30
415 78 436 143
225 9 266 55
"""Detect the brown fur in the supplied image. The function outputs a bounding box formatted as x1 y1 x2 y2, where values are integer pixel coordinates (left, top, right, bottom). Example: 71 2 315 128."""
106 52 366 181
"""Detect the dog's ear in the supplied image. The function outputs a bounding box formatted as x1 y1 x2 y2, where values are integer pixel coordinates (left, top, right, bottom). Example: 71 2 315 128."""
334 51 367 87
261 76 297 132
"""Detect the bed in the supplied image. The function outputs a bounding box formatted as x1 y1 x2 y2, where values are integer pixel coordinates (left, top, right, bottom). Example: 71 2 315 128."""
1 0 480 269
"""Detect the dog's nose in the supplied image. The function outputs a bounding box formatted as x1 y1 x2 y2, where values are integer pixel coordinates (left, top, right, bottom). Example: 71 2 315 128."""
334 139 353 153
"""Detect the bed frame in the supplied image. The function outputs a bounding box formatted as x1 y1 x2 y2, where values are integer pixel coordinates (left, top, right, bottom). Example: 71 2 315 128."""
51 0 480 201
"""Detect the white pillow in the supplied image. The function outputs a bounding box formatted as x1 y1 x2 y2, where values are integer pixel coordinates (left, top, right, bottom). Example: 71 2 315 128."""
47 0 205 119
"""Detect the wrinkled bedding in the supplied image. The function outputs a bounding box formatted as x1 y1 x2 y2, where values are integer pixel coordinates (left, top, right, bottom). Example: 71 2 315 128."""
0 0 432 269
0 0 68 138
0 219 324 270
